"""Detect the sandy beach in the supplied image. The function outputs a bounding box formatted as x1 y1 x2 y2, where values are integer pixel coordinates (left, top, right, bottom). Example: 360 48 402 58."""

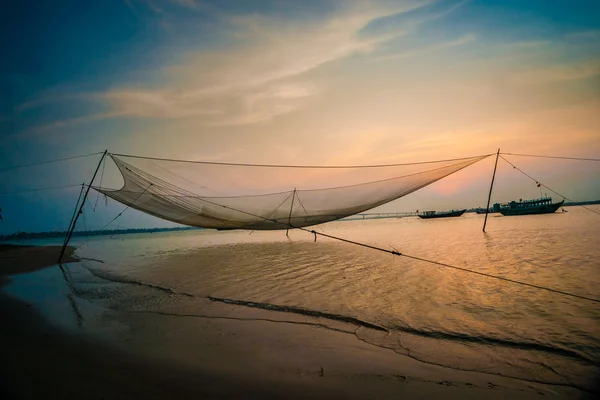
0 244 594 399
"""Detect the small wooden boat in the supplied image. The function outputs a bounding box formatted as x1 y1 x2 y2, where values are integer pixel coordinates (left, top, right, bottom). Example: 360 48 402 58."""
493 197 564 216
418 209 466 219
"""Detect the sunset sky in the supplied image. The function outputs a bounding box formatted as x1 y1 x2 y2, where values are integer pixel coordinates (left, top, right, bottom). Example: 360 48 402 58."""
1 0 599 234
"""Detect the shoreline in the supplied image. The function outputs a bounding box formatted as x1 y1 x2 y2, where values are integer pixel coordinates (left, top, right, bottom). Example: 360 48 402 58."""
0 245 594 399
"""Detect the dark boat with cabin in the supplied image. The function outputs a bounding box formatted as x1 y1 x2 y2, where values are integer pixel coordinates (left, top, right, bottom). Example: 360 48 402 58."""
418 209 466 219
492 197 564 216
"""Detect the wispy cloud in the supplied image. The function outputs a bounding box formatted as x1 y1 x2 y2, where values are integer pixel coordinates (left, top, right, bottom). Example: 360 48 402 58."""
170 0 198 9
17 92 101 112
0 110 125 146
105 1 475 125
111 4 418 121
25 1 464 130
510 59 600 85
360 0 470 37
135 0 204 11
19 0 596 137
20 111 126 136
565 30 600 40
373 33 475 62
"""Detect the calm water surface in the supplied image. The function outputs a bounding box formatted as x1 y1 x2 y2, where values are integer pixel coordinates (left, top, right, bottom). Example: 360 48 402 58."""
10 207 600 391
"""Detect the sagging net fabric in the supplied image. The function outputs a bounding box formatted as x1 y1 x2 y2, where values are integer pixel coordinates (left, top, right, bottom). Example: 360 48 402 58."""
94 153 490 230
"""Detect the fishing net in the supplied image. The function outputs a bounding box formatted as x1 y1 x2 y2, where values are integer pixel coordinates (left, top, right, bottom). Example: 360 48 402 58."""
94 153 490 230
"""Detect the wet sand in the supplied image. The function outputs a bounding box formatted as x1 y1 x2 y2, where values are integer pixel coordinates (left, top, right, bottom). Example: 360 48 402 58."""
0 245 591 399
0 244 78 276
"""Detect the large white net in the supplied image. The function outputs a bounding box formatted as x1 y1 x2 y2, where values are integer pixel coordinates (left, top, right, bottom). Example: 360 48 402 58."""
94 153 490 230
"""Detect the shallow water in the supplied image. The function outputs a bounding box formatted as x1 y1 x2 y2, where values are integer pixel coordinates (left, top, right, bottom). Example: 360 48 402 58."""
7 207 600 391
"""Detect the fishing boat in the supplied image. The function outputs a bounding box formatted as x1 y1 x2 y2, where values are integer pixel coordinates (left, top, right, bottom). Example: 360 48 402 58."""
492 197 564 216
418 209 466 219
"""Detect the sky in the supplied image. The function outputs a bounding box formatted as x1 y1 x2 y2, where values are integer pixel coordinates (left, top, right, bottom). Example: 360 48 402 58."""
1 0 599 234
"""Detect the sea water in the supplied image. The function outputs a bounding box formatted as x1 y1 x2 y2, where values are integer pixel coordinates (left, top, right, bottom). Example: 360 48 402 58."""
6 206 600 391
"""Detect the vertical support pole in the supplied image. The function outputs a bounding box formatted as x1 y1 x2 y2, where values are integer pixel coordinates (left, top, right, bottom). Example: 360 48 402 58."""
483 148 500 232
286 188 296 237
59 150 108 262
62 183 86 249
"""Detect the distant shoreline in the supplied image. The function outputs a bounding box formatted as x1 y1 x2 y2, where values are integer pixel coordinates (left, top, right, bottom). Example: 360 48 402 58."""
562 200 600 206
1 200 598 241
0 226 201 241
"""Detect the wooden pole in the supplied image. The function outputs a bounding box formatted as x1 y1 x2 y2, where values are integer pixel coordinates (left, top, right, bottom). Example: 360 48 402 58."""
483 149 500 232
58 150 108 262
286 188 296 237
62 183 86 249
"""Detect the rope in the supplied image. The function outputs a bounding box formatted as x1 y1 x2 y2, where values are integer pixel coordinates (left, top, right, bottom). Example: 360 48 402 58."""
161 190 600 304
295 193 325 233
112 181 598 305
500 155 600 216
81 210 88 240
92 155 107 211
286 188 296 234
303 229 600 304
501 153 600 162
0 184 83 195
63 184 86 246
304 229 401 256
96 154 489 199
262 191 295 223
399 253 600 304
153 162 210 192
109 152 495 169
73 184 153 251
93 184 152 234
0 151 104 172
75 151 599 304
84 173 600 304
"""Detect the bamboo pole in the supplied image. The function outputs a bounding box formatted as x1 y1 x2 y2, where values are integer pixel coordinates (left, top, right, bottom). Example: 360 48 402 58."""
62 183 85 249
483 149 500 232
58 150 107 262
286 188 296 237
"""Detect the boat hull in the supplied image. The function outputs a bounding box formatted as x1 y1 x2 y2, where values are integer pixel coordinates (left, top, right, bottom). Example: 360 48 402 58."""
418 209 466 219
499 200 564 216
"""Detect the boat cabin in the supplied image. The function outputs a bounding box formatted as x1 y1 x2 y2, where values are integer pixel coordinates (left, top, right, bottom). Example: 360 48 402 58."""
493 197 554 212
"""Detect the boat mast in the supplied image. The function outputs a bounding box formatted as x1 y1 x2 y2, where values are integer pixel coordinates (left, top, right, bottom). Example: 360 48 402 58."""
483 148 500 232
58 150 108 262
